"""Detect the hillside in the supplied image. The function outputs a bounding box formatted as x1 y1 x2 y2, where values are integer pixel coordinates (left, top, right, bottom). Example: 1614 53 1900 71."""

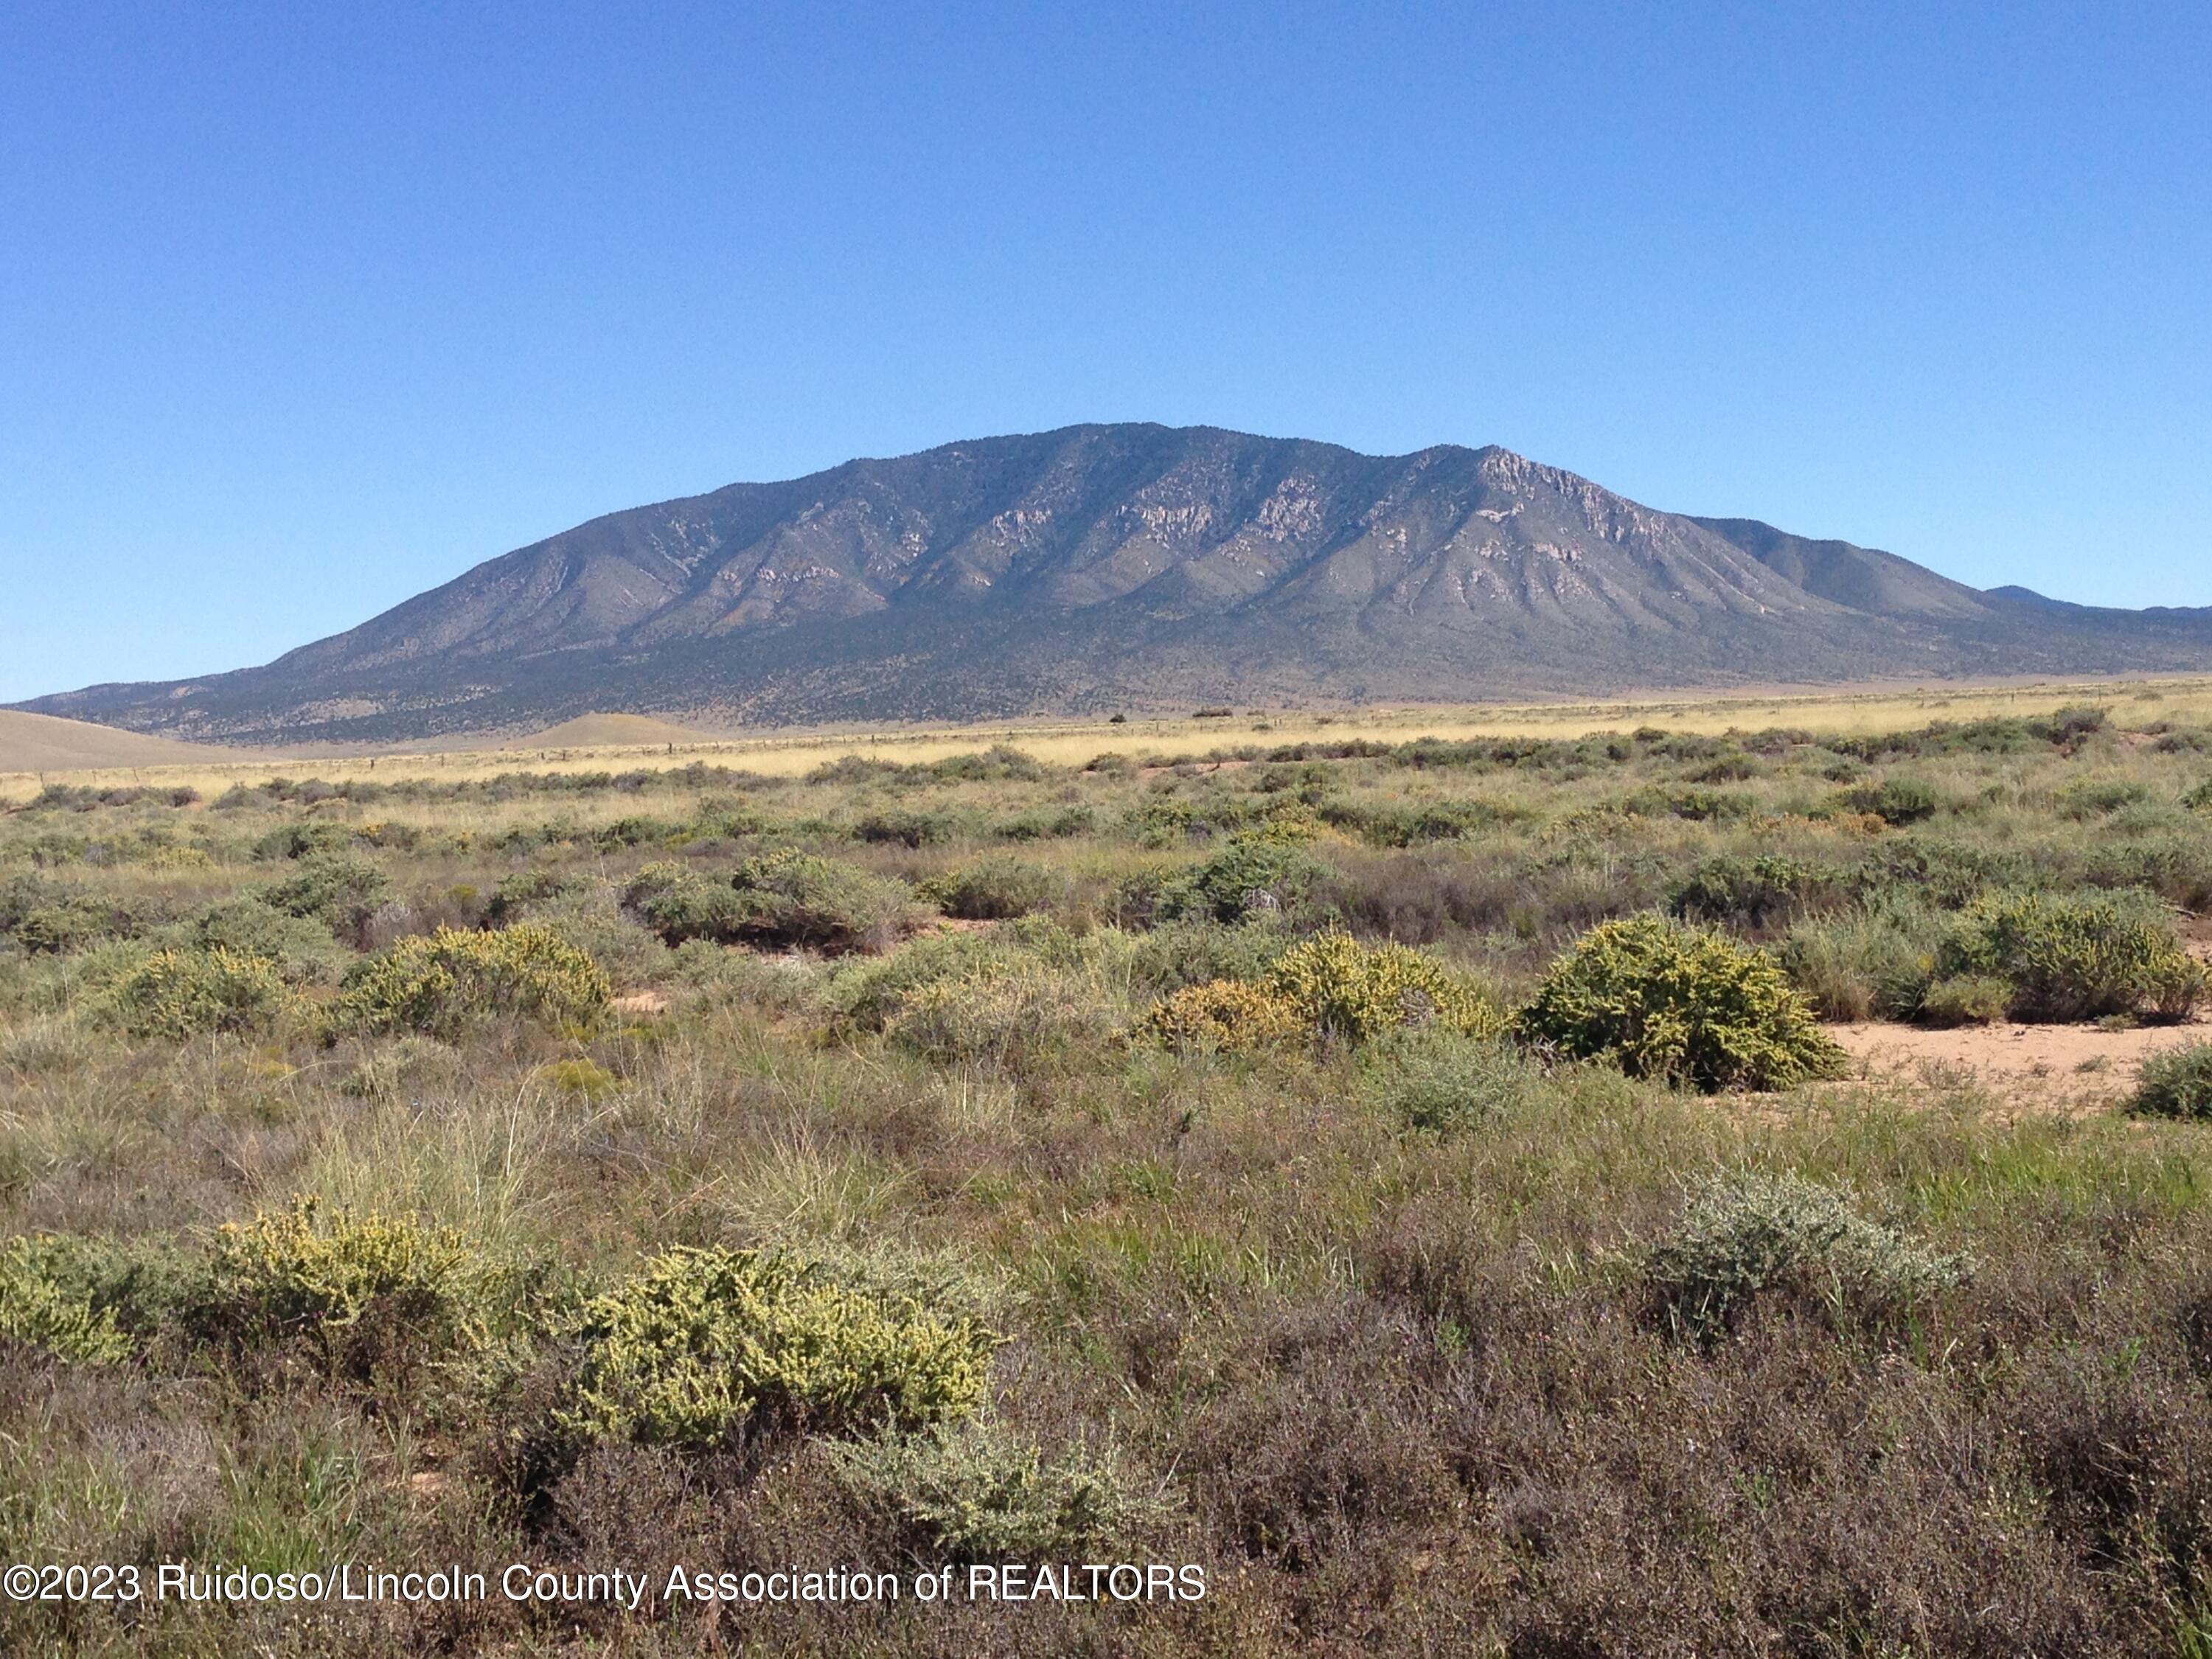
17 424 2212 745
0 709 260 773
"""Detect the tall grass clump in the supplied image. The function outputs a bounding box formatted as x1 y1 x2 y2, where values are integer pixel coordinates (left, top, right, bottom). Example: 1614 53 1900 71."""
1515 915 1844 1091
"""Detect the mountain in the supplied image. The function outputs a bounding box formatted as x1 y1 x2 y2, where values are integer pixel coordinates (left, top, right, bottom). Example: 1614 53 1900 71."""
17 424 2212 745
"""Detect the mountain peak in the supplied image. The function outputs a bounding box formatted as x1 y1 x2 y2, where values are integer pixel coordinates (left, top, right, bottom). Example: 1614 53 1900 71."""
16 422 2212 744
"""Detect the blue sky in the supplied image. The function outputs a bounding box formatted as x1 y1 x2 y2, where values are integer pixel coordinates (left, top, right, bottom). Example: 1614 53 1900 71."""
3 1 2207 703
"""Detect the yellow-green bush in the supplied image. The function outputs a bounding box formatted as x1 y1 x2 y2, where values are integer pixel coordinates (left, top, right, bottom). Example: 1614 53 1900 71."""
559 1246 996 1453
1141 978 1304 1054
1514 915 1845 1093
1933 889 2203 1023
101 947 295 1040
0 1238 132 1364
336 924 610 1038
192 1198 492 1383
1265 931 1503 1046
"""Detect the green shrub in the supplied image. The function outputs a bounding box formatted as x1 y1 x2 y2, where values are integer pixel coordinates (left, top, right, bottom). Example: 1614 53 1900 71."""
0 1237 133 1364
257 852 391 937
101 947 296 1040
2185 778 2212 813
337 924 611 1038
1141 979 1304 1055
0 874 146 955
1128 917 1294 995
1838 777 1944 826
251 821 356 861
1919 974 2012 1027
1267 931 1503 1046
1668 855 1850 934
2057 779 2152 818
629 852 911 953
919 855 1068 920
1155 836 1325 925
2129 1043 2212 1119
1646 1172 1969 1342
829 1419 1172 1561
485 869 584 922
190 1198 493 1383
1935 889 2203 1023
1514 916 1845 1092
188 899 342 981
853 809 958 848
1357 1028 1539 1130
558 1246 995 1453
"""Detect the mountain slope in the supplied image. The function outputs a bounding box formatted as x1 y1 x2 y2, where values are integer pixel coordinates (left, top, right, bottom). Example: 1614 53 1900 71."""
18 424 2212 744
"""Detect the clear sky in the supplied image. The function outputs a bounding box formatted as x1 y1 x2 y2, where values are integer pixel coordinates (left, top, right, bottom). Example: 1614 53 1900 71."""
4 1 2208 703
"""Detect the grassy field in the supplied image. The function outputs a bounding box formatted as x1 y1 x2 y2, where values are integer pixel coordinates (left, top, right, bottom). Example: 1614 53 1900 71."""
7 687 2212 1653
10 672 2212 804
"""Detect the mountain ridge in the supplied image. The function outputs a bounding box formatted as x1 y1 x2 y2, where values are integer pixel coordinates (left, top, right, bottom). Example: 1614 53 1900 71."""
18 423 2212 745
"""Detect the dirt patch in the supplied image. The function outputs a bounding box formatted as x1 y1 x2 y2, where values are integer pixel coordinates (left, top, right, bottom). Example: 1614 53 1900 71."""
611 990 672 1016
1831 1018 2208 1116
2179 912 2212 960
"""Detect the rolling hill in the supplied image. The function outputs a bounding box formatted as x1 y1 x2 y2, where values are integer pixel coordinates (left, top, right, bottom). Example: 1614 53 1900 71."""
16 424 2212 745
0 710 262 773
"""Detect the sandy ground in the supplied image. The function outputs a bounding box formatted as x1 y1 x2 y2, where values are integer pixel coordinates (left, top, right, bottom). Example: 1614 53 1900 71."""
1830 1015 2209 1119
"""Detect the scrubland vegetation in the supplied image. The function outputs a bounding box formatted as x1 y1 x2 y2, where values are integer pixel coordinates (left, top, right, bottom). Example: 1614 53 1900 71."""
6 700 2212 1652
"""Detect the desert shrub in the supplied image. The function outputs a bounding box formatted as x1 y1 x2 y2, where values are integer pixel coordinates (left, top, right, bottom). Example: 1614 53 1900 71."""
1127 917 1293 995
485 868 584 921
2186 778 2212 813
338 1035 462 1104
336 924 611 1038
833 922 1135 1065
557 1247 995 1455
1778 901 1941 1022
0 874 146 955
2058 779 2152 818
992 804 1096 841
1357 1028 1540 1130
0 1237 133 1364
2077 835 2212 911
189 1198 494 1384
1514 916 1845 1092
1668 854 1851 934
1837 777 1944 825
635 851 912 953
257 852 391 939
1919 974 2013 1027
1935 889 2203 1023
187 898 342 981
521 886 671 985
251 821 355 860
100 947 295 1039
852 809 956 849
1154 835 1325 925
538 1058 620 1100
919 855 1068 920
1646 1172 1969 1342
1141 979 1303 1055
2130 1043 2212 1119
829 1419 1171 1561
1267 931 1503 1046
